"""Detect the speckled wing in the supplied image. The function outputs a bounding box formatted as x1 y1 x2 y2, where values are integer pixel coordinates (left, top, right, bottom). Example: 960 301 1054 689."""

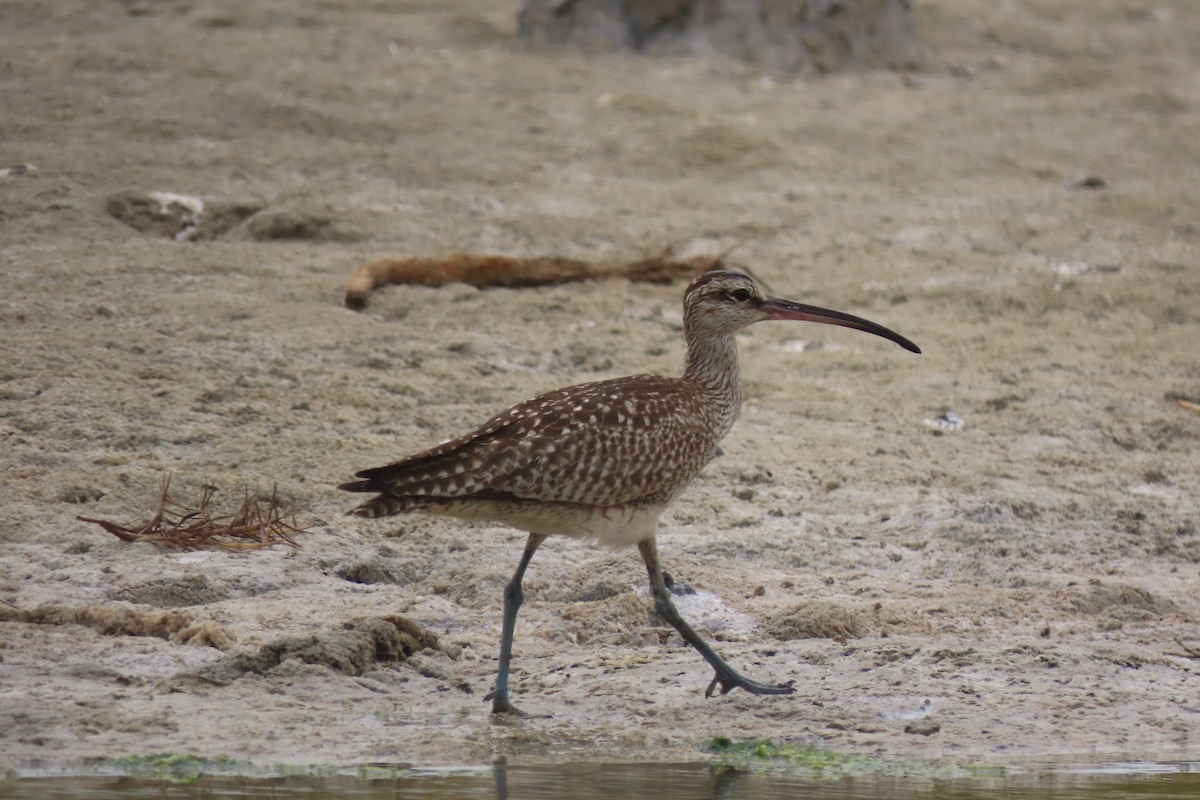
341 374 720 509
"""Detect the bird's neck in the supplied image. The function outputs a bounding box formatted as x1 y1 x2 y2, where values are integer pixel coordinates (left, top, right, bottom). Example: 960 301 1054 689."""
682 330 743 426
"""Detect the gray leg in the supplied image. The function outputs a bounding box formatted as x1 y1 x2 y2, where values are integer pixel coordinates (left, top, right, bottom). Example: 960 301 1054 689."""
487 532 547 714
638 538 794 698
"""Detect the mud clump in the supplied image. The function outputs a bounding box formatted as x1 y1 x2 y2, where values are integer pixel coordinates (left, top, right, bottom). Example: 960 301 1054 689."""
560 592 661 645
112 574 231 608
764 601 863 641
1057 582 1178 630
105 190 263 241
1058 583 1177 617
518 0 918 74
0 602 234 649
187 615 446 683
333 555 418 586
232 208 364 242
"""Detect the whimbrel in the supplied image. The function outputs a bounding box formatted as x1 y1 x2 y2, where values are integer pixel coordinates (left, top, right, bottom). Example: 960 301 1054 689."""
340 270 920 713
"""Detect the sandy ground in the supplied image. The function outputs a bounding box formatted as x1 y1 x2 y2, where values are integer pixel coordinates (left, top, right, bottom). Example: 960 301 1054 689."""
2 0 1198 775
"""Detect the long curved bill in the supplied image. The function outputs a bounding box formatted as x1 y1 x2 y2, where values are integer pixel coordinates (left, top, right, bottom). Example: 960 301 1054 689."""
763 297 921 354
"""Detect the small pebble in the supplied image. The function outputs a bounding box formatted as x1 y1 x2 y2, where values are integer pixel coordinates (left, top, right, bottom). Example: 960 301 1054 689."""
923 411 965 432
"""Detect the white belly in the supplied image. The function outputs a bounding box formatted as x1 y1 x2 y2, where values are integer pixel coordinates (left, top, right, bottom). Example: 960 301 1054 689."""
423 498 665 549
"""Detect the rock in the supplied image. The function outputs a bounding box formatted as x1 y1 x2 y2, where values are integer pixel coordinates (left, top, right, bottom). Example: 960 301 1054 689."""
517 0 918 74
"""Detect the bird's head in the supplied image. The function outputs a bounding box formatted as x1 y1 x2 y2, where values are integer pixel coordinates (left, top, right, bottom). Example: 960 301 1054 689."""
682 270 774 335
683 269 921 353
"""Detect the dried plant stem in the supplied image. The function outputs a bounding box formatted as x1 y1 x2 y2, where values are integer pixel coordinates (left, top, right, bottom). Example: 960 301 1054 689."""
77 475 308 551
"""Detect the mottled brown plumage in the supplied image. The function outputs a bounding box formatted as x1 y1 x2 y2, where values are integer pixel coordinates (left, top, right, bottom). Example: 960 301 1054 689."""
340 269 920 713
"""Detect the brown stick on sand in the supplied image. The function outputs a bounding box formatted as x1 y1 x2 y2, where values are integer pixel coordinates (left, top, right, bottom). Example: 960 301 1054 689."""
342 251 730 310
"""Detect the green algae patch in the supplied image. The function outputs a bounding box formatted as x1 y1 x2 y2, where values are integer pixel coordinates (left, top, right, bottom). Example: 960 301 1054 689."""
98 753 243 782
704 738 1018 781
706 738 874 778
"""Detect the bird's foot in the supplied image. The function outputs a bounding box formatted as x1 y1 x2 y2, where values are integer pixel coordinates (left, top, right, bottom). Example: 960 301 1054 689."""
705 670 795 698
485 689 532 716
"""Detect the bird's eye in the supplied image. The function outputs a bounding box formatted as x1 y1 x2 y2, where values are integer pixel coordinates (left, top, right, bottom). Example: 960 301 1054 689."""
728 288 752 302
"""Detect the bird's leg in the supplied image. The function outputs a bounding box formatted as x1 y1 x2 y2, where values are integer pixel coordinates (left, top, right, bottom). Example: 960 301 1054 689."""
637 538 795 698
487 532 548 715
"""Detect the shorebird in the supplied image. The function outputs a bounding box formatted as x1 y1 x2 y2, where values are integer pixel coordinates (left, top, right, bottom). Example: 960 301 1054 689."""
340 269 920 713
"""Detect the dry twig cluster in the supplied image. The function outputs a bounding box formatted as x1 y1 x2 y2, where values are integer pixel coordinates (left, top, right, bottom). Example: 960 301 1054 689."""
77 476 308 551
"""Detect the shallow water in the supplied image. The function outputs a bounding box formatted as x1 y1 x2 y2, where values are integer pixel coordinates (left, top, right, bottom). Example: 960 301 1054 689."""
2 761 1198 800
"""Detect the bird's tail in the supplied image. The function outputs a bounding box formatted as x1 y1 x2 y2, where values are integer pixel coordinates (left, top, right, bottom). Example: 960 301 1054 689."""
339 480 439 518
338 480 378 493
345 494 412 518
